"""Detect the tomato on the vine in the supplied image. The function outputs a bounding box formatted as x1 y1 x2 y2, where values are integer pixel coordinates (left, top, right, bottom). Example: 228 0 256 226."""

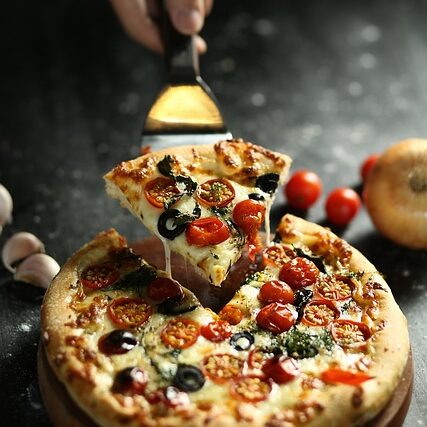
284 170 322 210
360 154 379 182
186 217 231 247
325 188 361 226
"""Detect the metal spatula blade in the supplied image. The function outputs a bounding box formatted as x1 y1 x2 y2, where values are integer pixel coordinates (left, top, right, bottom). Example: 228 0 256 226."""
141 5 231 149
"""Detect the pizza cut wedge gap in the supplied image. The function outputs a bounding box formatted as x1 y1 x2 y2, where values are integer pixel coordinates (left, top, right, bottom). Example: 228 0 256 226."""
103 138 291 286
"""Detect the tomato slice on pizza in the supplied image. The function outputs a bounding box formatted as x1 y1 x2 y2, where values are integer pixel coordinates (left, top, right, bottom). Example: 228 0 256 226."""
104 139 291 286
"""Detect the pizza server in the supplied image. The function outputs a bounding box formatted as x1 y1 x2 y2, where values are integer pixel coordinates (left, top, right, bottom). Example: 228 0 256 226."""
141 3 231 150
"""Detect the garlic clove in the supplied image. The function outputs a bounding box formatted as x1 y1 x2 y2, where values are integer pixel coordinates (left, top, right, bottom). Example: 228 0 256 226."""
0 183 13 230
2 232 46 273
14 253 60 289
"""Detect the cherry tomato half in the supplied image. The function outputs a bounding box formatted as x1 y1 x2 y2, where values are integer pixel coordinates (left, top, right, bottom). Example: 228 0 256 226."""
201 320 232 342
256 302 295 334
232 199 266 234
147 277 184 302
321 368 373 386
248 348 276 370
360 154 380 182
201 353 244 383
285 170 322 210
262 356 300 384
145 386 190 407
186 217 231 247
258 280 295 305
196 178 235 207
262 244 295 268
219 305 243 325
161 318 200 349
144 177 180 209
325 188 361 227
230 375 272 402
330 319 371 349
108 297 152 328
301 300 339 327
314 275 353 301
81 262 120 290
279 257 320 290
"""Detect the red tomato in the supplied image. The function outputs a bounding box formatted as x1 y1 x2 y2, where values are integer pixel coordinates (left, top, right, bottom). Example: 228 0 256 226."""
196 178 235 207
301 300 339 327
108 297 152 328
262 356 300 384
256 302 295 334
144 177 180 209
325 188 361 226
230 375 272 402
258 280 295 305
146 387 190 407
285 170 322 210
201 320 232 342
161 318 200 349
232 199 266 234
186 217 231 247
262 244 295 267
201 353 244 383
219 305 243 325
81 262 120 290
147 277 184 302
330 319 371 349
321 368 373 386
279 257 320 289
360 154 380 182
314 275 353 301
112 367 148 395
248 348 275 370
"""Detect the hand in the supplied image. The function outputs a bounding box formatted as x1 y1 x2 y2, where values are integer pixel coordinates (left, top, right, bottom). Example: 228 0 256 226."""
111 0 213 54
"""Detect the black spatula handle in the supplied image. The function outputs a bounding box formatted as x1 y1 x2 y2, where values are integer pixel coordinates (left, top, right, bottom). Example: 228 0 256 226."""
160 2 200 84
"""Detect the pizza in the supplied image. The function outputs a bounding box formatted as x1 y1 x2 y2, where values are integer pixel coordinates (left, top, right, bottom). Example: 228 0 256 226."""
103 138 291 286
40 214 409 427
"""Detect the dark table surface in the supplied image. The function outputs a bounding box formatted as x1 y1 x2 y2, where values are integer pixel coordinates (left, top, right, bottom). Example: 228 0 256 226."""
0 0 426 425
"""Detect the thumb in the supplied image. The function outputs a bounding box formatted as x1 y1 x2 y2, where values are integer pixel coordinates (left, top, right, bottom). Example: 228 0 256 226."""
166 0 205 35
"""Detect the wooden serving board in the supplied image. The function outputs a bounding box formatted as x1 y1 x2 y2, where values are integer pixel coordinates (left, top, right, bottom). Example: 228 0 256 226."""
38 237 414 427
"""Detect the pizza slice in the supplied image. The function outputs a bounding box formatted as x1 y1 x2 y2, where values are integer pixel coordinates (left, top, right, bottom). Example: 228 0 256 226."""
104 138 291 286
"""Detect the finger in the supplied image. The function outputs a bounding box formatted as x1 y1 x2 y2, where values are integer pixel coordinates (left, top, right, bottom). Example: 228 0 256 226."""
204 0 214 16
166 0 206 35
195 35 207 54
110 0 163 53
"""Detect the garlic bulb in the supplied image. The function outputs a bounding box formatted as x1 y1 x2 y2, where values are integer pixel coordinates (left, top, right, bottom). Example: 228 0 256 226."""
14 253 60 289
0 183 13 232
2 232 45 273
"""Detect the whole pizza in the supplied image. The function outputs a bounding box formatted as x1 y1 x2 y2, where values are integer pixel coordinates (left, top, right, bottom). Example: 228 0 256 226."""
40 140 409 427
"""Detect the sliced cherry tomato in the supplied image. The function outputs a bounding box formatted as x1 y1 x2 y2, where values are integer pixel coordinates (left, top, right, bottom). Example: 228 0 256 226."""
360 154 380 182
196 178 235 207
258 280 294 305
81 262 120 290
147 277 184 302
145 387 190 407
201 320 232 342
186 217 231 247
331 319 371 349
256 302 295 334
161 318 200 349
108 297 152 328
321 368 373 386
262 244 295 267
219 305 243 325
232 199 266 234
248 348 275 370
284 170 322 210
144 177 180 209
325 188 361 226
301 300 339 327
201 353 244 383
314 275 353 301
230 375 272 402
279 257 320 290
262 356 300 384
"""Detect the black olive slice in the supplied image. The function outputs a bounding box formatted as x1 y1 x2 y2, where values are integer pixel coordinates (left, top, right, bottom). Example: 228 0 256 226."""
173 364 205 392
294 288 313 321
230 331 255 351
157 209 188 240
248 193 265 201
255 173 280 194
112 367 148 394
98 330 138 355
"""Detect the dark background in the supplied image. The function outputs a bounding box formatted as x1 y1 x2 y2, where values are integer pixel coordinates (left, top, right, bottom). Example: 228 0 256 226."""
0 0 426 425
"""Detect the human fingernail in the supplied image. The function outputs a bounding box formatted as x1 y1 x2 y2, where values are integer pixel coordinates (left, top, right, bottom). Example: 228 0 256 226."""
172 9 203 34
